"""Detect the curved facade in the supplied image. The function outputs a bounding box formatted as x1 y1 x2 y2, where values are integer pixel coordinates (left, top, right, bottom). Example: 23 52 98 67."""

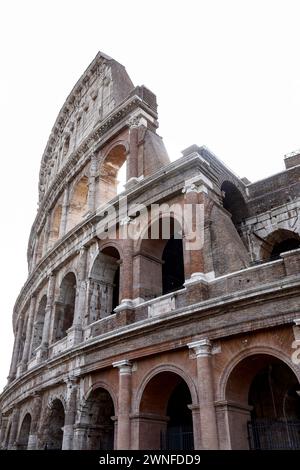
1 52 300 450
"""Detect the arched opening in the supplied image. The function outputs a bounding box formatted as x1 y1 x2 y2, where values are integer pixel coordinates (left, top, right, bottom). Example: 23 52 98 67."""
31 295 47 356
43 399 65 450
139 371 194 450
138 217 185 300
87 247 120 323
48 204 62 247
77 387 115 450
66 176 89 232
99 145 126 205
221 181 248 231
53 273 76 342
225 354 300 449
260 229 300 261
17 413 31 450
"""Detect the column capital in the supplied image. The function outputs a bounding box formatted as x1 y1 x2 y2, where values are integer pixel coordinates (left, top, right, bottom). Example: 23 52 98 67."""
113 360 133 375
187 338 213 357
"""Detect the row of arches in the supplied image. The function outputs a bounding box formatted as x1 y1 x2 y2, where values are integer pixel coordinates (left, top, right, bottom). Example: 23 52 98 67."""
221 181 300 261
28 229 186 356
35 144 128 264
4 353 300 450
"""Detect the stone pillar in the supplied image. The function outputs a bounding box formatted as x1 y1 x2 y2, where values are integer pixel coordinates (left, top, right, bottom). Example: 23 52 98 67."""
43 211 51 255
188 339 219 449
62 378 79 450
8 315 24 382
28 392 42 450
113 360 133 450
88 152 98 212
59 186 69 236
39 273 56 359
68 246 87 345
120 238 133 303
7 407 20 449
0 415 8 449
127 120 139 181
182 182 205 280
21 295 37 372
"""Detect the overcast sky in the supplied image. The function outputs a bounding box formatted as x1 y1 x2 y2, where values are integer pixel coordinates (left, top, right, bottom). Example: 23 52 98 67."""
0 0 300 391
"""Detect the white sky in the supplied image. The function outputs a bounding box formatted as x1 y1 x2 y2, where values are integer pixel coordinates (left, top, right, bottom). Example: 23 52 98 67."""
1 0 300 391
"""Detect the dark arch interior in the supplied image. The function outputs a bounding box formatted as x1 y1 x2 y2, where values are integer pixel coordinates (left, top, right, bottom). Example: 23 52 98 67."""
139 372 194 450
18 413 31 449
225 354 300 450
54 272 76 341
221 181 248 229
45 399 65 450
249 362 300 421
83 388 115 450
164 381 194 450
162 237 185 295
270 238 300 261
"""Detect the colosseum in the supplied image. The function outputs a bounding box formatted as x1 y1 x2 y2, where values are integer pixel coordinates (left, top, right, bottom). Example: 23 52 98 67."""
0 51 300 451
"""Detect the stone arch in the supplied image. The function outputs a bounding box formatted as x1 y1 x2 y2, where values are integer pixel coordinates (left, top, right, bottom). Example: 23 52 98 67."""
41 398 65 450
219 348 300 449
135 364 198 413
218 346 300 402
99 143 127 204
66 175 89 232
221 180 249 228
81 381 118 414
87 246 120 322
135 365 197 450
260 228 300 261
76 383 116 450
53 272 77 341
48 202 62 247
17 413 31 450
135 214 185 300
31 295 47 356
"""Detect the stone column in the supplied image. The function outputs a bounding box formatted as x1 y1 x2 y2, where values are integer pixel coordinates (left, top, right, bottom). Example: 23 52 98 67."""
188 339 219 449
120 238 133 303
59 186 69 236
28 392 42 450
127 120 139 181
21 295 37 372
0 415 8 449
113 360 133 450
62 378 79 450
68 246 87 345
43 211 51 255
182 183 205 280
8 315 24 382
39 273 56 359
88 152 98 212
7 407 20 449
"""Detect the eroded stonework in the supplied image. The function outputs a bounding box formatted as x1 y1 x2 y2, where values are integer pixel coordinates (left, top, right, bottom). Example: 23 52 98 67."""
1 52 300 450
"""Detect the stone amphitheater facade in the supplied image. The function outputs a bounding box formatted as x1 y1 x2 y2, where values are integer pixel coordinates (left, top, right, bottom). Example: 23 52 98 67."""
1 52 300 450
